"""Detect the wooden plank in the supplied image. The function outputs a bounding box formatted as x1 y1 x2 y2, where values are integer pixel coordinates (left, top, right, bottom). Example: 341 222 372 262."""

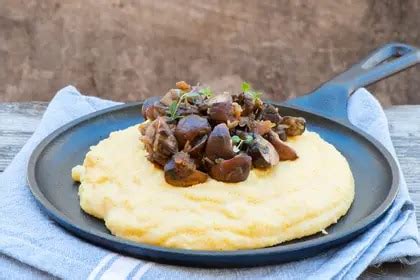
0 102 47 172
362 105 420 280
0 102 419 279
386 106 420 230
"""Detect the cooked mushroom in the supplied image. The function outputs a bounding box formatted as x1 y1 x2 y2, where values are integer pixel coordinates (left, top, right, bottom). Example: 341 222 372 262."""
141 96 161 120
175 115 211 148
177 103 200 117
273 125 288 141
197 102 210 115
233 92 262 116
160 89 181 106
207 92 232 105
248 134 279 169
260 104 282 125
205 123 235 161
141 97 168 121
164 152 208 187
138 120 150 135
238 117 249 128
208 102 234 124
265 130 298 161
185 134 208 158
242 93 256 116
282 116 306 136
139 82 308 187
232 102 243 118
251 120 274 135
140 117 178 166
209 154 252 183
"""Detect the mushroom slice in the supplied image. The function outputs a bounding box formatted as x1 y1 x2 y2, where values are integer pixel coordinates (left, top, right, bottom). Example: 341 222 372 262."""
282 116 306 136
174 115 211 148
209 154 252 183
205 123 235 161
140 117 178 166
164 152 208 187
248 134 279 169
265 130 298 161
208 102 234 124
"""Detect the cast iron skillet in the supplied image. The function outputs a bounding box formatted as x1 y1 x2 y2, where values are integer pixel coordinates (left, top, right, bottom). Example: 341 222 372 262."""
27 42 420 267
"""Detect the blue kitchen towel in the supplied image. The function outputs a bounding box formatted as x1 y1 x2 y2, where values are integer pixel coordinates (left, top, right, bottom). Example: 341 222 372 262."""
0 86 419 280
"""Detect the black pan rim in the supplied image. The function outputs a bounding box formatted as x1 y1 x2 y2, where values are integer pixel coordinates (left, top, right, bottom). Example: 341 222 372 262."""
26 101 400 262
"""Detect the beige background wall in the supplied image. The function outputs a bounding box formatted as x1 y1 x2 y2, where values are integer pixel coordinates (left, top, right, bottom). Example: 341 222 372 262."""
1 0 419 105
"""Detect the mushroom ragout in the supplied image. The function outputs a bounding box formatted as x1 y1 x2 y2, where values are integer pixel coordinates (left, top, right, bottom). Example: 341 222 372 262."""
139 81 306 187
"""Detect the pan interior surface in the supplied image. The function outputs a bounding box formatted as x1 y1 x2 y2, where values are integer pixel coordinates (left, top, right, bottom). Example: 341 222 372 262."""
29 103 397 266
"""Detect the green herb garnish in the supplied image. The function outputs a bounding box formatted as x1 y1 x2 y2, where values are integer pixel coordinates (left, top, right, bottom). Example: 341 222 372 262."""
241 82 251 93
241 81 263 102
231 134 254 153
184 91 200 98
231 135 241 145
199 87 213 98
168 101 182 120
244 134 254 144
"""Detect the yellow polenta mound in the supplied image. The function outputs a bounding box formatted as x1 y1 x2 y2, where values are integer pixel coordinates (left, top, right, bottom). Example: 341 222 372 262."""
72 125 354 250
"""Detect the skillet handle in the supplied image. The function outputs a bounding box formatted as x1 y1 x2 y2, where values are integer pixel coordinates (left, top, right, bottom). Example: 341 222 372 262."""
285 42 420 123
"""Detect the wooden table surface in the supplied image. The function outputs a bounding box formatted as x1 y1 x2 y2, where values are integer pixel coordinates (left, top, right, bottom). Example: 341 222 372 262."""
1 102 419 279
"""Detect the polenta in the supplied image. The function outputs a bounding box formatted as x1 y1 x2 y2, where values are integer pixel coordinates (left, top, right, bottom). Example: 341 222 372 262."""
72 124 354 250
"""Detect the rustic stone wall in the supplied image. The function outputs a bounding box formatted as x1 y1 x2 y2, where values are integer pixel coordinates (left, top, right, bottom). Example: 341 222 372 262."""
1 0 419 105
